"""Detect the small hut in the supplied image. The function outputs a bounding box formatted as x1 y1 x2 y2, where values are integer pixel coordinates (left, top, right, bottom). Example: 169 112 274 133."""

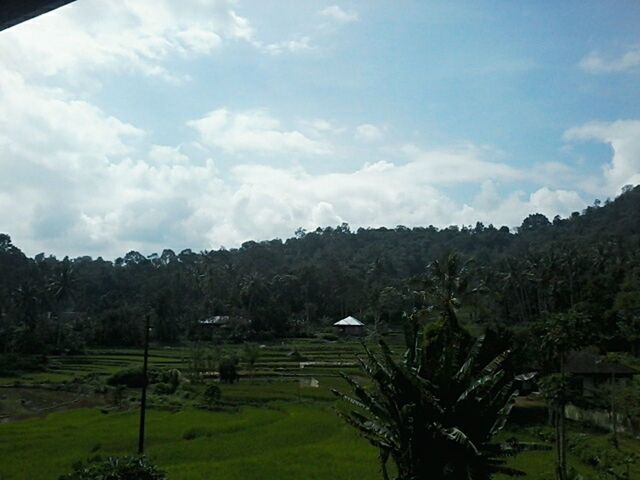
566 351 637 396
198 315 230 331
333 316 365 336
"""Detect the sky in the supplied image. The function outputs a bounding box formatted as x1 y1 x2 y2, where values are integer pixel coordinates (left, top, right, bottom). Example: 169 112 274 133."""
0 0 639 259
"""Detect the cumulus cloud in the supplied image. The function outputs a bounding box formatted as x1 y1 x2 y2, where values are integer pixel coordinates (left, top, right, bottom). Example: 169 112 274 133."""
300 119 346 137
355 124 386 142
148 145 190 165
564 120 640 193
320 5 359 24
0 80 591 258
0 67 143 170
213 154 587 244
0 0 255 83
0 0 618 259
398 144 522 185
579 46 640 74
188 108 332 155
458 186 585 228
261 37 314 55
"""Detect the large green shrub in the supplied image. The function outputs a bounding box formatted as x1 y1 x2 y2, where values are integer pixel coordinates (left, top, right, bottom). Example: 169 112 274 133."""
203 384 222 406
107 367 148 388
218 357 239 384
107 368 181 390
0 353 47 376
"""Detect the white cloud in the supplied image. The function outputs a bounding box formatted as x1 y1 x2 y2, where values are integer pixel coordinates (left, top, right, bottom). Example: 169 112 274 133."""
0 0 263 83
579 46 640 74
217 153 588 244
188 108 332 155
355 123 386 142
457 183 586 227
148 145 190 165
261 37 314 55
300 118 346 137
0 67 143 169
398 144 522 185
319 5 359 24
564 120 640 194
0 1 615 258
528 187 586 217
2 80 592 258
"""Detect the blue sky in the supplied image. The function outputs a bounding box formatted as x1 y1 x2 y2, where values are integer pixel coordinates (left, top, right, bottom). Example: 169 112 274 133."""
0 1 639 258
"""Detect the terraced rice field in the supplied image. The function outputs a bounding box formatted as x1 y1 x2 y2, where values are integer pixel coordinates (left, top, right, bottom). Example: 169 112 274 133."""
3 334 639 480
0 335 395 478
1 334 402 390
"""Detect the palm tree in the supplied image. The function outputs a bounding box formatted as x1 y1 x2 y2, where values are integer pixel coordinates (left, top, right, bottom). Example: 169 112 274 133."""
47 258 77 350
537 310 592 480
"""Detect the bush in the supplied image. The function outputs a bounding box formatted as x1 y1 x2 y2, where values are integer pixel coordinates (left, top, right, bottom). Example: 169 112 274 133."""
182 427 212 440
203 384 221 406
218 357 238 384
182 428 198 440
320 333 339 342
107 368 147 388
163 369 181 392
108 368 181 390
59 455 166 480
0 354 47 376
153 382 174 395
111 385 126 407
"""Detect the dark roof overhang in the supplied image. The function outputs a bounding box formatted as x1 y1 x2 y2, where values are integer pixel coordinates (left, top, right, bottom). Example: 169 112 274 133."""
1 0 76 32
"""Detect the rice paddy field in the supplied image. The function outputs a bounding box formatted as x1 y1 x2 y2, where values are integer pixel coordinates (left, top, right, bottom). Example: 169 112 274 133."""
1 335 639 480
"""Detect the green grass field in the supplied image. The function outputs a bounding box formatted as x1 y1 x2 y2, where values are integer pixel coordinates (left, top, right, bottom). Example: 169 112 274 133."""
1 335 639 480
0 404 379 480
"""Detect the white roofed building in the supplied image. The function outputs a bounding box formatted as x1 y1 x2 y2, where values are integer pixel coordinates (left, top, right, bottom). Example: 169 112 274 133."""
333 315 365 336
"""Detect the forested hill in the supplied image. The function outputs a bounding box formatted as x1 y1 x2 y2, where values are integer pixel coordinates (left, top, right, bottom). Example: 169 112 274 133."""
1 185 639 351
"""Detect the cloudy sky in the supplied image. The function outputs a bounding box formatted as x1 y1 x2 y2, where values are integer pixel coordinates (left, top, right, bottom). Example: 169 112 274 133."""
1 1 639 258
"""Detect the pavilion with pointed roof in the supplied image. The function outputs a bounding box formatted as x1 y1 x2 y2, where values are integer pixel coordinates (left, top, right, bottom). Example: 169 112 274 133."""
333 315 365 336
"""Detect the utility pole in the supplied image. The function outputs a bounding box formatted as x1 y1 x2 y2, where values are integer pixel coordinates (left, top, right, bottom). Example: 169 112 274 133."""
138 313 151 454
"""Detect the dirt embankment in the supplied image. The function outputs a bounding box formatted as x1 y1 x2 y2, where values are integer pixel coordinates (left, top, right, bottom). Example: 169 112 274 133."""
0 386 107 423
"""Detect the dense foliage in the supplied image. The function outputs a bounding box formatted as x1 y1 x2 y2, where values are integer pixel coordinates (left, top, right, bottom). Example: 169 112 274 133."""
59 456 166 480
334 254 538 480
1 186 639 355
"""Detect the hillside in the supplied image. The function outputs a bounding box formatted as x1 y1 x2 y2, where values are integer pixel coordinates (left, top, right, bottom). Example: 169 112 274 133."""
1 185 639 351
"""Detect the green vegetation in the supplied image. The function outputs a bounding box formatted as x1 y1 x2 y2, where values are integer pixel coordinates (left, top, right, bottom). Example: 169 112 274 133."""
0 334 639 479
0 404 378 480
1 186 640 355
1 187 640 479
335 255 538 479
59 455 166 480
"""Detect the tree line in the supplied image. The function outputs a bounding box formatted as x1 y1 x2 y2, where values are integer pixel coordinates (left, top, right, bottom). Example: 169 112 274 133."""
1 185 639 360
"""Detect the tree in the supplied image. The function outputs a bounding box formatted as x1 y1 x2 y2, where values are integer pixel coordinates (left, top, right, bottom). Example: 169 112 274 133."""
242 343 260 377
613 265 640 356
334 255 535 480
219 357 239 384
334 328 533 480
520 213 551 232
48 258 78 352
537 310 592 480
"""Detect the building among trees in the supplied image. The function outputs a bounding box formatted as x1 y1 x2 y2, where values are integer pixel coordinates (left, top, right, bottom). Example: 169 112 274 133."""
333 316 365 336
566 351 637 396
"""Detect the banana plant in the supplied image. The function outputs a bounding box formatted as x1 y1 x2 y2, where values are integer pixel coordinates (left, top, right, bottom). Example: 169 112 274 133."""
334 329 537 480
